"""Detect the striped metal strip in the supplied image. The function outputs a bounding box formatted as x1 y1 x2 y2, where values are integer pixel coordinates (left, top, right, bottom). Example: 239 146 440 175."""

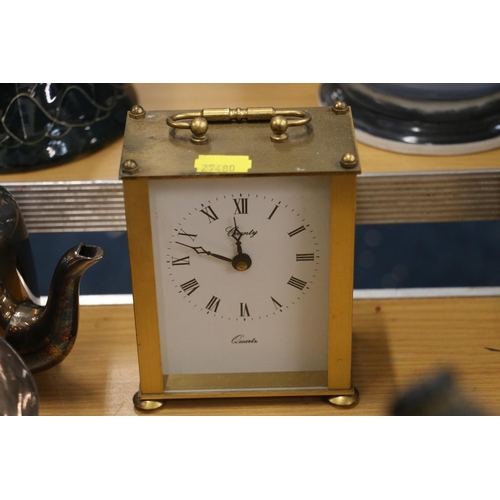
357 169 500 224
3 169 500 233
44 287 500 306
4 181 127 233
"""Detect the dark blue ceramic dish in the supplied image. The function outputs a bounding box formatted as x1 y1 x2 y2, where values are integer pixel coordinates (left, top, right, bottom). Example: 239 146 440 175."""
320 83 500 154
0 84 137 171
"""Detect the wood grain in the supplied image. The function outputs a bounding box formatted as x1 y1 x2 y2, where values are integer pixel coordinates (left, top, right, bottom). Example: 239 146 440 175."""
33 298 500 416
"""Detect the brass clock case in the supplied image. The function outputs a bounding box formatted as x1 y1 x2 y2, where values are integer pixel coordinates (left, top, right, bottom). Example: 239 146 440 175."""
120 105 360 409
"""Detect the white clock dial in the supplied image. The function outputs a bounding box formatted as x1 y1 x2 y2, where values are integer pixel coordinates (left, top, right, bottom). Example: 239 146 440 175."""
168 193 320 321
149 175 331 375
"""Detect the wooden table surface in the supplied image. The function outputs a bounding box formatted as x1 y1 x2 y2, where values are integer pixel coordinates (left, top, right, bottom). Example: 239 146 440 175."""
33 299 500 416
3 84 500 415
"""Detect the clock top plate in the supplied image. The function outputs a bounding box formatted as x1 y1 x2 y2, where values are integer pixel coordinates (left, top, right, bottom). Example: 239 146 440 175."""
119 106 360 179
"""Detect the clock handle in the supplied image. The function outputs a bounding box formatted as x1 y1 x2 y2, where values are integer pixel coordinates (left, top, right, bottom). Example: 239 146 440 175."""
166 107 312 144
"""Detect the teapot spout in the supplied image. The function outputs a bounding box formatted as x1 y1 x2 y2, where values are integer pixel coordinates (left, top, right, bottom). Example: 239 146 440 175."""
5 244 104 373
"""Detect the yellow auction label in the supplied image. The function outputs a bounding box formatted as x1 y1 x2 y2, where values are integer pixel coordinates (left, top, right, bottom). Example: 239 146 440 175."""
194 155 252 173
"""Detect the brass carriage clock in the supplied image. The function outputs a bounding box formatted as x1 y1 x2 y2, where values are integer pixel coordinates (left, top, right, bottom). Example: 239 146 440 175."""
120 102 360 410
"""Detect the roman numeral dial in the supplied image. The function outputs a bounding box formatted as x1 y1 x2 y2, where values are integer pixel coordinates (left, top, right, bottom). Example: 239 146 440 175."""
180 278 200 296
287 276 307 290
167 188 323 321
288 225 306 237
172 256 190 266
296 253 314 262
206 296 221 312
233 198 248 214
200 205 218 223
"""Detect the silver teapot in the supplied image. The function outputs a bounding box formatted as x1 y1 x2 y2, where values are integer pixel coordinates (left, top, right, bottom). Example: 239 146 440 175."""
0 185 103 415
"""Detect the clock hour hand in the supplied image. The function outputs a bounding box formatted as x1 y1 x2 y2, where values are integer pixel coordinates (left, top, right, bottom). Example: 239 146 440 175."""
175 241 233 263
227 217 253 271
231 217 243 254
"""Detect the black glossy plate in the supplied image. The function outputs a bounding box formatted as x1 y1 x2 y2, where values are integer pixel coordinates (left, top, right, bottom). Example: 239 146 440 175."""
320 83 500 155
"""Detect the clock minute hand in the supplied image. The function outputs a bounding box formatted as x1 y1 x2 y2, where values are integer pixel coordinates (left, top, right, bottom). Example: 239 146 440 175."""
175 241 233 263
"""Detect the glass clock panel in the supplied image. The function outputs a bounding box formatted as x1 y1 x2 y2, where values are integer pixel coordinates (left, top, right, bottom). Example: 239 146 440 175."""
149 175 331 375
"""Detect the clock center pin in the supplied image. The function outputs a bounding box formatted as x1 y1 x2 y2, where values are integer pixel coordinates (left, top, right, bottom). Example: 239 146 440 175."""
232 253 252 272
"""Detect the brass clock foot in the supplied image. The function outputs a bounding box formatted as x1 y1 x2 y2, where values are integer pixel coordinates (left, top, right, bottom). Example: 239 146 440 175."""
133 392 164 411
327 387 359 408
